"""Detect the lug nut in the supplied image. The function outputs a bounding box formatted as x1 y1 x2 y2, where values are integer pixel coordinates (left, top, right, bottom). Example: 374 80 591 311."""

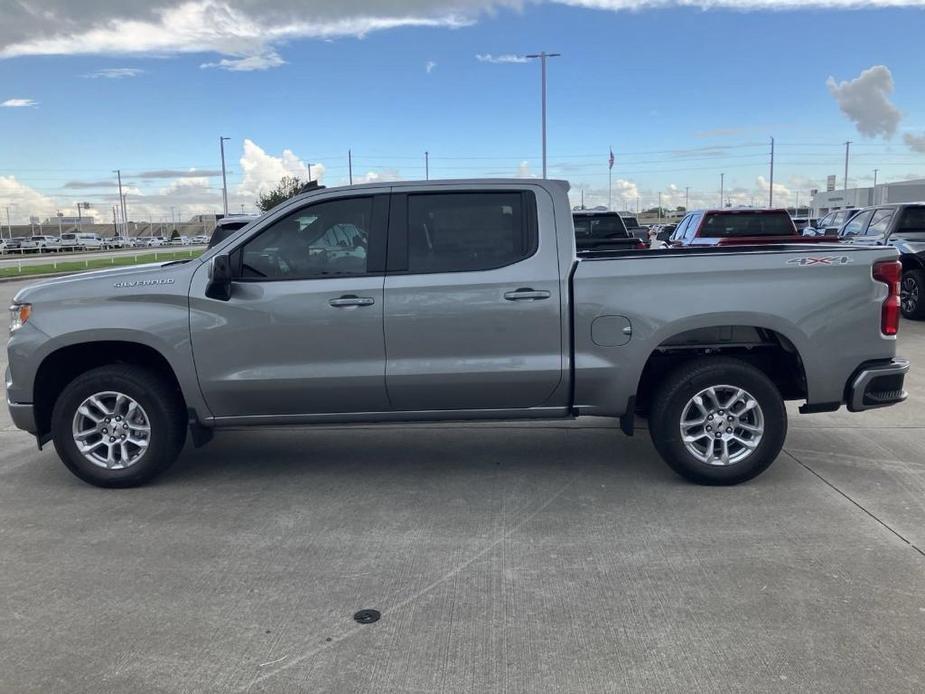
728 415 734 422
715 432 722 438
726 428 732 433
109 437 115 442
706 426 712 432
708 414 714 420
718 410 725 415
101 428 107 434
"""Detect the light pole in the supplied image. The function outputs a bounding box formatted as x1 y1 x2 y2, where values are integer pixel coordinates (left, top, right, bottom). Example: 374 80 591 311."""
720 173 725 208
4 205 12 239
843 140 852 192
685 186 689 210
348 149 354 185
425 151 430 181
873 168 879 205
526 51 561 179
220 136 230 216
113 170 125 235
769 137 775 207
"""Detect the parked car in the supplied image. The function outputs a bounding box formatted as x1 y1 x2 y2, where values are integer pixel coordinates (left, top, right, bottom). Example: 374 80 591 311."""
146 236 167 247
17 237 39 253
803 208 860 237
73 233 104 250
169 235 191 246
191 235 210 245
30 235 61 252
207 216 259 249
129 237 148 248
837 202 925 319
105 236 129 249
572 211 647 251
6 179 908 489
619 212 649 243
668 209 830 247
6 237 28 253
790 217 818 233
0 238 7 254
58 233 80 251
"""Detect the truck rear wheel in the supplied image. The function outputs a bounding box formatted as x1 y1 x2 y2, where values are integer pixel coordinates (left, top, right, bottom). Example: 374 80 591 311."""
648 357 787 485
51 365 187 488
901 269 925 320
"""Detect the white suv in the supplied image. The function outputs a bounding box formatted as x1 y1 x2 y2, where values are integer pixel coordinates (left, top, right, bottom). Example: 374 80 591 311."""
75 233 104 250
30 235 61 252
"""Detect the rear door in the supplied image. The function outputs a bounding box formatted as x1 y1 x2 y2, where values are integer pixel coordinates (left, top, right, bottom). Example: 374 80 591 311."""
383 187 564 411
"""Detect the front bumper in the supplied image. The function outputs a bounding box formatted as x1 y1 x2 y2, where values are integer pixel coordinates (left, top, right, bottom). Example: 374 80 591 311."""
7 399 37 434
846 358 910 412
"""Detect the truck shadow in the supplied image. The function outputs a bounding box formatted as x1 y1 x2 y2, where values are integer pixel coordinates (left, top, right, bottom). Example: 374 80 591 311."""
167 422 677 487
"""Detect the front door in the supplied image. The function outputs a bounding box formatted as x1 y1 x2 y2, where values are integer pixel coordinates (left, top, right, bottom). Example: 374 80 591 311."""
383 188 564 411
189 194 390 418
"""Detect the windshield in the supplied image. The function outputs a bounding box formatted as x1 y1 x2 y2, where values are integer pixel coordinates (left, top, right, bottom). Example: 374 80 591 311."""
700 211 796 237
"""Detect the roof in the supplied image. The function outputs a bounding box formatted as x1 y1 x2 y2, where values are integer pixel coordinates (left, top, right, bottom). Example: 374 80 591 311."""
286 178 571 205
684 208 791 215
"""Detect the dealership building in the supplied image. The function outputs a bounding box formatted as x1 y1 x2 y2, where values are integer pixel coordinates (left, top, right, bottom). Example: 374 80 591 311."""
811 178 925 215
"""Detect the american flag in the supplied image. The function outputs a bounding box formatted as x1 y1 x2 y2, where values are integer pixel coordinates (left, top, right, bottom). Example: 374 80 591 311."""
608 148 615 170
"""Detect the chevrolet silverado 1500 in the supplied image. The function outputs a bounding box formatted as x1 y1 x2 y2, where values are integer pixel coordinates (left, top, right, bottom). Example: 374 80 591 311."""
5 179 909 488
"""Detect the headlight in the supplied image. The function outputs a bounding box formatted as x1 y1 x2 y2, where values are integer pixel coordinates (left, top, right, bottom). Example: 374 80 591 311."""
9 303 31 333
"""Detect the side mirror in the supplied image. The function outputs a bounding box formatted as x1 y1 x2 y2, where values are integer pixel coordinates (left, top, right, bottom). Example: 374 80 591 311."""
206 254 233 301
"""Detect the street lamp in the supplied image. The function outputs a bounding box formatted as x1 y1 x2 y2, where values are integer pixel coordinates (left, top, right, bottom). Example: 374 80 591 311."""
220 136 231 216
525 51 561 179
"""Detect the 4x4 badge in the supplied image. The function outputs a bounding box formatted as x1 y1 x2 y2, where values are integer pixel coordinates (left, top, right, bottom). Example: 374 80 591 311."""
787 256 852 266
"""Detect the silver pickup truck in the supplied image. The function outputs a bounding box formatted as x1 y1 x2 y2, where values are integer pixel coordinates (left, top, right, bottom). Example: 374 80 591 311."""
5 179 909 488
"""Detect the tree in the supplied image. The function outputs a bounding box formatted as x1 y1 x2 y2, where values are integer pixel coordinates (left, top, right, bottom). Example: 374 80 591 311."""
257 176 310 212
170 229 180 240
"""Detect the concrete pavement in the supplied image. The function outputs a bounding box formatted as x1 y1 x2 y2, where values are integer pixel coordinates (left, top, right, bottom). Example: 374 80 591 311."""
1 278 923 693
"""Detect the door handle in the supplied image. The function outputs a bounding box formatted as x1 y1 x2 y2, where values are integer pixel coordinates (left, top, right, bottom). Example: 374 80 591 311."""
504 288 551 301
329 295 375 307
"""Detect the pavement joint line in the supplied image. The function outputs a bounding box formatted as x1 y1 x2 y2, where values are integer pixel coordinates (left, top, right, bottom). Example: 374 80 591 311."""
783 449 925 559
242 477 576 690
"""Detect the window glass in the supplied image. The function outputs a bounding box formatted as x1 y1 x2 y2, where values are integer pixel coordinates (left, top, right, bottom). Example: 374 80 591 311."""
866 209 895 236
573 217 591 239
588 215 627 238
684 214 702 240
407 192 535 273
240 197 373 279
840 209 874 237
699 211 794 237
670 216 690 241
896 206 925 234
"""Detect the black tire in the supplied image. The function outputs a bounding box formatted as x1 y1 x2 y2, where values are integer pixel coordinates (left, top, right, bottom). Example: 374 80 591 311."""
649 357 787 485
901 268 925 320
51 365 187 488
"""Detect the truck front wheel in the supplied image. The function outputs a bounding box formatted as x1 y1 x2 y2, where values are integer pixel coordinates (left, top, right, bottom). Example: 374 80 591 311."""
51 365 187 488
648 358 787 485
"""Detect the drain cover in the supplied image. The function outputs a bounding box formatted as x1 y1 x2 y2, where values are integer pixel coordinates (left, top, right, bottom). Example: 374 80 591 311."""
353 609 381 624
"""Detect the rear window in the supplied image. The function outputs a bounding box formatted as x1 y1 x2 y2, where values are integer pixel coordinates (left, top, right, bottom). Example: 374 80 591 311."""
699 212 796 238
574 215 628 239
897 206 925 233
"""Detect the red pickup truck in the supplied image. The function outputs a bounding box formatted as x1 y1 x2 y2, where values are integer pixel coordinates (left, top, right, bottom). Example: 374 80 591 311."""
668 209 831 247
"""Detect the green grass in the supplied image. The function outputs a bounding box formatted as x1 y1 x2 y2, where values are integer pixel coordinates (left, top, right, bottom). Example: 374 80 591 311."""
0 249 204 279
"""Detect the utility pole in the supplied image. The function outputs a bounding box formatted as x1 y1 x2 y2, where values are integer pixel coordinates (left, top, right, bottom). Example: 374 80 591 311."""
873 168 878 188
348 150 353 185
658 191 662 221
769 137 775 207
425 151 430 181
526 51 561 179
720 173 725 209
307 163 313 182
112 206 117 236
114 170 125 235
685 186 689 210
843 140 852 192
4 206 11 239
57 212 63 235
220 136 230 216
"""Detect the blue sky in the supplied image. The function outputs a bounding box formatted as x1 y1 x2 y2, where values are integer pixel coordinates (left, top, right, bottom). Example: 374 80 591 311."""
2 1 925 221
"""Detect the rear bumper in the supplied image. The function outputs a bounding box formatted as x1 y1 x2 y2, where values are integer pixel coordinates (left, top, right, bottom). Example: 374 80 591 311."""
846 358 910 412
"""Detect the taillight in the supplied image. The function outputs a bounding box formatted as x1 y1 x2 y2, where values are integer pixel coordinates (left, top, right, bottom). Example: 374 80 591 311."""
873 260 901 336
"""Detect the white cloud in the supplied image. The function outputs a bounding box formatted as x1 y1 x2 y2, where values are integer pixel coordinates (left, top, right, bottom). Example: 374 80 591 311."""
904 132 925 154
352 169 404 184
201 51 285 71
1 98 37 108
3 2 919 70
237 138 326 198
826 65 901 138
0 176 59 222
476 53 528 64
425 60 437 74
516 161 536 178
84 67 144 78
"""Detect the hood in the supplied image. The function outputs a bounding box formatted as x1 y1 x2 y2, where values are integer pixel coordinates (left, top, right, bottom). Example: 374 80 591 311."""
12 259 201 304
